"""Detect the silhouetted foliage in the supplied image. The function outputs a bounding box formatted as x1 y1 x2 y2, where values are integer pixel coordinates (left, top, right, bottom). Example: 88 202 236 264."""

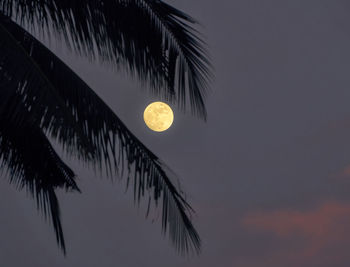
0 0 211 255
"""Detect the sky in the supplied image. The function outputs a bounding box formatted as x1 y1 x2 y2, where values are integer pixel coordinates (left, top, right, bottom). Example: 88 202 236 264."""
1 0 350 266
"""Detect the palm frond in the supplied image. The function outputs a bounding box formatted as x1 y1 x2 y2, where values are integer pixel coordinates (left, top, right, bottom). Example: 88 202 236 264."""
0 0 212 119
0 15 201 254
136 0 212 118
0 14 93 160
0 116 80 253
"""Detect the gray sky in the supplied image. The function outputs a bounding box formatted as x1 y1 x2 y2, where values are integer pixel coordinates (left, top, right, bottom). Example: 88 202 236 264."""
2 0 350 266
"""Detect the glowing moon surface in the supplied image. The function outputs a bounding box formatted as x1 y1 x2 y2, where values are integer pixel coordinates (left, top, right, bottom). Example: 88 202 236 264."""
143 102 174 132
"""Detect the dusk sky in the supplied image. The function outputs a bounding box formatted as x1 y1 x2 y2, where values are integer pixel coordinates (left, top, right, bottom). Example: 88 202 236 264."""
2 0 350 266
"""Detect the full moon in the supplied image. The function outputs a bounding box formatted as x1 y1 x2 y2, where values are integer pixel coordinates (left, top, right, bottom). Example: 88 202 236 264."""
143 102 174 132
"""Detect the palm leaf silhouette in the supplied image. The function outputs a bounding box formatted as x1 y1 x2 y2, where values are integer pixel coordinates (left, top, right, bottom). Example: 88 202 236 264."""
0 0 212 118
0 10 204 254
0 116 80 253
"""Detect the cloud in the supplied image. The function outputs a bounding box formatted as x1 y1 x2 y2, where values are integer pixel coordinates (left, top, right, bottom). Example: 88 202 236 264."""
241 202 350 266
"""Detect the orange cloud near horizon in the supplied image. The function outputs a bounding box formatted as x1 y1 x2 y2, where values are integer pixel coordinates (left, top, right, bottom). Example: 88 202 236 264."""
242 201 350 264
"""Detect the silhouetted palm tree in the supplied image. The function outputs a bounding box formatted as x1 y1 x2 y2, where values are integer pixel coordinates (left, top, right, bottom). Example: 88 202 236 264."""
0 0 211 255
